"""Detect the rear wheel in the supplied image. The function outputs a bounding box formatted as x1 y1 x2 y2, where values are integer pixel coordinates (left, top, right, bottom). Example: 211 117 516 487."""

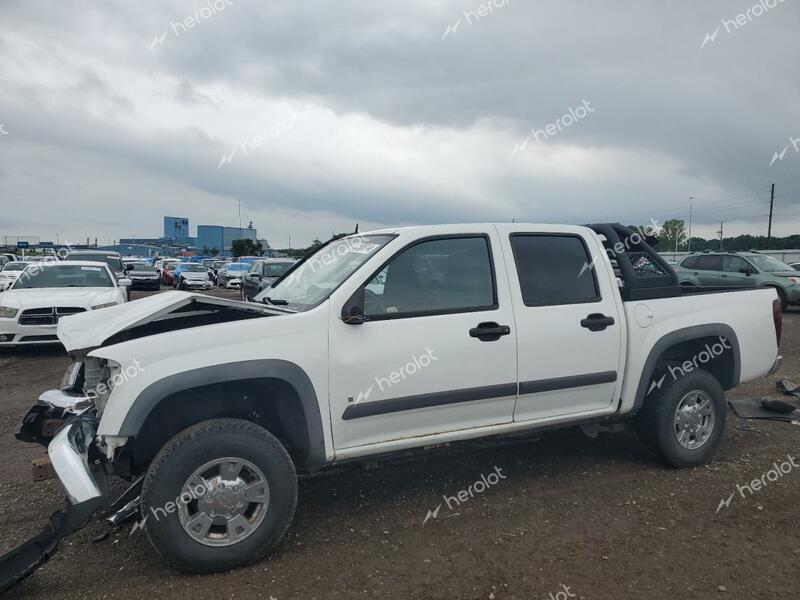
141 419 297 573
636 368 726 467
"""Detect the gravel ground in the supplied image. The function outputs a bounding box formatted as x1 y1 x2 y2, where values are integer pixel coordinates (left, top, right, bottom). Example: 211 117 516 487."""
0 289 798 600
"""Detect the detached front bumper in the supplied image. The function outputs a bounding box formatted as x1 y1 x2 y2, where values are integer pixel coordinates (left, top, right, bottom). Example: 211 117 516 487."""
0 391 109 592
48 421 106 504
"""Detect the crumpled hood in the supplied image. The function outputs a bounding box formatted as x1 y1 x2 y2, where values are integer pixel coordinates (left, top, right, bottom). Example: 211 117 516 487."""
56 290 279 352
0 288 118 310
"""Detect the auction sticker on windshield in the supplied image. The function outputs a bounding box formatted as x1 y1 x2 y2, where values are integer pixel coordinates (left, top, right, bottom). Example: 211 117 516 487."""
346 243 380 254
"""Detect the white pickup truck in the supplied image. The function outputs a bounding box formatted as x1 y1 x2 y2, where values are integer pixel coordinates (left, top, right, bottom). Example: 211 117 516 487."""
1 223 782 589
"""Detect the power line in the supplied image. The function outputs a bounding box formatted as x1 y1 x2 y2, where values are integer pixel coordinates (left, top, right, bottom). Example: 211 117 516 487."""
767 183 775 249
583 190 772 224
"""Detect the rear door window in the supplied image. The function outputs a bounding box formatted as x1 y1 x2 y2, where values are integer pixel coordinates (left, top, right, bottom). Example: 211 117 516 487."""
509 234 601 307
697 255 723 271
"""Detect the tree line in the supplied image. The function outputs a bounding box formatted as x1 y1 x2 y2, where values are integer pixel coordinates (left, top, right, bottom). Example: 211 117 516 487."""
631 219 800 252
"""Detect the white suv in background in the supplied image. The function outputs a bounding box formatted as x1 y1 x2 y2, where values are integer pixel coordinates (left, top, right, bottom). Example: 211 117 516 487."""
0 260 130 347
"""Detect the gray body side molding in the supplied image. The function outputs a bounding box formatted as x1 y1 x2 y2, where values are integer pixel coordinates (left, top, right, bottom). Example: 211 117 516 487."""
632 323 741 412
117 359 327 466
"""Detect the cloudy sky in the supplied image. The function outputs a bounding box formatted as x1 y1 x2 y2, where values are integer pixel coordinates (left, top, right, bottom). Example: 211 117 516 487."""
1 0 798 247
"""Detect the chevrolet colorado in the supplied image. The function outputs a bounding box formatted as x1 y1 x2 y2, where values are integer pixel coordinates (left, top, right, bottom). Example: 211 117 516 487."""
0 223 782 589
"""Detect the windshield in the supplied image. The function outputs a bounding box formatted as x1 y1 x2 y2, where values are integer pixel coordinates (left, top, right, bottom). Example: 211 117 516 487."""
13 264 114 289
182 264 206 272
226 263 249 273
748 255 794 272
130 263 155 271
254 234 394 310
66 253 123 271
2 263 27 271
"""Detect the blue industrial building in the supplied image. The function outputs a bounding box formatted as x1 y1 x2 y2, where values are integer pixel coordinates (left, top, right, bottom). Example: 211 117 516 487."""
117 216 263 256
163 216 190 243
196 225 258 254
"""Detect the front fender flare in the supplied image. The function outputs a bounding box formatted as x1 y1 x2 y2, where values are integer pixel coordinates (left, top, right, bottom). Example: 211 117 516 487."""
114 359 327 466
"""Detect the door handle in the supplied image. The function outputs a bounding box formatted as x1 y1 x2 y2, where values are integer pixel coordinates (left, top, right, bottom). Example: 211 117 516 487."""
580 313 615 332
469 321 511 342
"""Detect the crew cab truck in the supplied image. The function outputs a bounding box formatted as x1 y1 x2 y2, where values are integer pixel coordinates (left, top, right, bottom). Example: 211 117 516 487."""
1 223 782 590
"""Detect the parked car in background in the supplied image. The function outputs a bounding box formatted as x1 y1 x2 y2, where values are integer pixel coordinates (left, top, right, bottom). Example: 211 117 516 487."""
125 262 161 291
160 263 177 287
172 263 213 290
156 258 180 277
0 261 129 347
791 262 800 271
205 259 226 285
217 261 249 288
65 250 130 300
64 251 126 279
674 251 800 311
0 262 29 291
1 254 19 268
242 259 296 300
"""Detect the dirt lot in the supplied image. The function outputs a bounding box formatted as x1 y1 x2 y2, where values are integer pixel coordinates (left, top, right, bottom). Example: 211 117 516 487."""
1 289 798 600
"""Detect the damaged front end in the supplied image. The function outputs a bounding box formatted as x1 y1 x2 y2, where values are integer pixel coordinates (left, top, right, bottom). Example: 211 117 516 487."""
0 366 111 592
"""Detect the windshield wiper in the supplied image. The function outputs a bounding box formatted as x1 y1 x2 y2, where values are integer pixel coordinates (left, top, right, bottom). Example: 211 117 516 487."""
263 296 289 306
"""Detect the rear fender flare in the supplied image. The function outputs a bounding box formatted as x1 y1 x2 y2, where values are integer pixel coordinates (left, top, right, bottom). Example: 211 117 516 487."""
633 324 740 412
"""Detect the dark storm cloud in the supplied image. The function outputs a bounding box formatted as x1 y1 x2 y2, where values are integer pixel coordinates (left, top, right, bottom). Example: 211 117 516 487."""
0 0 798 244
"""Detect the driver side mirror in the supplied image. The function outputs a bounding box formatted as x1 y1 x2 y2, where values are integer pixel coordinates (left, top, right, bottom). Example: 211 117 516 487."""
341 289 367 325
341 304 367 325
118 278 132 287
739 267 753 276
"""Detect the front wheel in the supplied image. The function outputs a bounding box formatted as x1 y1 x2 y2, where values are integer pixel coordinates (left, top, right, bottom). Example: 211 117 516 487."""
141 419 298 573
636 368 726 468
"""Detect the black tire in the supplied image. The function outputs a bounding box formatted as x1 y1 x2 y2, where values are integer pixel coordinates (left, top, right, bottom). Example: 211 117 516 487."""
636 368 726 468
141 419 298 573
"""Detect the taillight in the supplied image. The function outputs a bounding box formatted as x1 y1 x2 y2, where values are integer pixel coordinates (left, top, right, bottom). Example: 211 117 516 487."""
773 298 782 346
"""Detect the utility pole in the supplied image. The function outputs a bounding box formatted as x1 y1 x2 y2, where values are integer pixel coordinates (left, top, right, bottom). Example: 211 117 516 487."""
767 183 775 249
717 221 724 250
687 197 694 252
